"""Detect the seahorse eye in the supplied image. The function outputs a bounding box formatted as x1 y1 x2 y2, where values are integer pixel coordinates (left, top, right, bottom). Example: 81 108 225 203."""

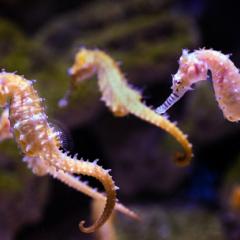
172 74 187 95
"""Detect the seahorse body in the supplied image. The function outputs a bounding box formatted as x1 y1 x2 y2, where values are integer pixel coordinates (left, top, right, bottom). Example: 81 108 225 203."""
60 48 193 166
156 49 240 122
0 108 12 141
0 72 117 233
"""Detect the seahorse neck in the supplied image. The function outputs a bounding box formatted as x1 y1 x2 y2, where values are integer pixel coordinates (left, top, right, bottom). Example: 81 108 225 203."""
94 51 123 86
195 50 240 121
195 50 238 83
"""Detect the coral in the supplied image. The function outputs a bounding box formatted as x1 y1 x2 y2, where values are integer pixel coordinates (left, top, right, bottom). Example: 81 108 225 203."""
0 71 119 233
60 48 193 166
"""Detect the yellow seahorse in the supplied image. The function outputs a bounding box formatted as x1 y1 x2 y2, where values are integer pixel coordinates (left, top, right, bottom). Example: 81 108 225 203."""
0 71 138 233
156 49 240 122
59 48 193 166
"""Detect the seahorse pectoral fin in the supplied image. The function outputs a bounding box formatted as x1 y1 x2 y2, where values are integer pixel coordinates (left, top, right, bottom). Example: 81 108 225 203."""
58 83 72 108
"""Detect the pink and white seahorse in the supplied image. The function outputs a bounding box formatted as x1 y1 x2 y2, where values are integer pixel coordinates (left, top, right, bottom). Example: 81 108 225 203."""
156 49 240 122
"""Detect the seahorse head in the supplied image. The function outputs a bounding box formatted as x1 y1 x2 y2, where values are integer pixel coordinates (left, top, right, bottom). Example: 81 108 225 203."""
172 49 208 96
156 49 208 114
68 48 96 85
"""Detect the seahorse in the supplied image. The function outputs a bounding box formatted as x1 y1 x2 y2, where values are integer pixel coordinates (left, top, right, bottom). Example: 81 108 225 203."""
156 49 240 122
0 83 138 223
59 48 193 166
0 71 132 233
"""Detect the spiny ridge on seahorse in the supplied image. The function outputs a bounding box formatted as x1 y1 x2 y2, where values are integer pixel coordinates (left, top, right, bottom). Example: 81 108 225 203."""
0 71 117 233
59 48 193 166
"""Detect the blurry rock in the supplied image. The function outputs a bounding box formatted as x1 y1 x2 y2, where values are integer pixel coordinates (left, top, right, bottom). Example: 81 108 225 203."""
95 114 189 197
116 204 224 240
181 82 240 144
0 19 33 73
220 154 240 240
221 210 240 240
0 141 49 240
